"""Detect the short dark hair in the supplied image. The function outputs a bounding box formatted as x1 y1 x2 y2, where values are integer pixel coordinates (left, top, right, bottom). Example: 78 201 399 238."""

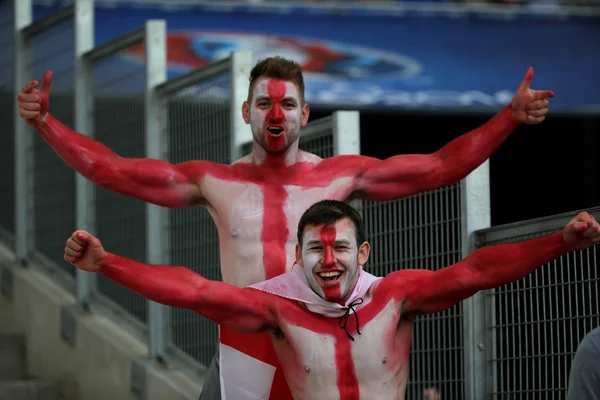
297 200 366 247
248 56 305 103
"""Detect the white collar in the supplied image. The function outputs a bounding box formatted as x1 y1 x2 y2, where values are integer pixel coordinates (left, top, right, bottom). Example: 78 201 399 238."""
249 265 381 318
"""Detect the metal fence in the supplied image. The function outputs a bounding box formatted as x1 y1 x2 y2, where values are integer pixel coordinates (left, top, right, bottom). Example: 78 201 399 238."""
26 6 77 278
476 206 600 399
364 184 465 398
89 26 151 326
361 163 490 399
156 54 251 366
9 0 166 338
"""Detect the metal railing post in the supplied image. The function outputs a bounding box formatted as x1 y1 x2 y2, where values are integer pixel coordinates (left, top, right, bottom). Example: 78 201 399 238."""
461 161 491 399
14 0 33 265
230 51 253 161
74 0 96 307
145 19 168 360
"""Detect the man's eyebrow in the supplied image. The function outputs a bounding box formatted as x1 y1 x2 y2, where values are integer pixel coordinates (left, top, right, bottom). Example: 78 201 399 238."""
334 239 351 245
306 239 351 246
255 95 298 102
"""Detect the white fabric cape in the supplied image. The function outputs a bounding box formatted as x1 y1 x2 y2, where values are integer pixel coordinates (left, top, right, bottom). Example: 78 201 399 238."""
249 265 381 317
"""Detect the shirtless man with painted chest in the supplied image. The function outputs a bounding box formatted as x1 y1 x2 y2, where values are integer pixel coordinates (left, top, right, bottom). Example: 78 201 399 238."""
19 57 554 399
63 200 600 399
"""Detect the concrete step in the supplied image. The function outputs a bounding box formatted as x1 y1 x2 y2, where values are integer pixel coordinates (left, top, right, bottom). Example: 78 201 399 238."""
0 334 26 381
0 380 58 400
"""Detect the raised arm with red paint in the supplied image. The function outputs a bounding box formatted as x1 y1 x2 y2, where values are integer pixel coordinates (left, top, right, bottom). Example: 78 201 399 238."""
393 212 599 315
17 71 223 208
20 66 553 208
323 67 555 201
64 230 278 334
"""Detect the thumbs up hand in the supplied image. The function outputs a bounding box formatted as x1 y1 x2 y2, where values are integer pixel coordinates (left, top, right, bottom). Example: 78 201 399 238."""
511 67 555 125
18 70 53 128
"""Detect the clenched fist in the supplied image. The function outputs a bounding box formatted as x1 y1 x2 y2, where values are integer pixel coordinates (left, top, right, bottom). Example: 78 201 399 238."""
18 70 53 128
64 230 106 272
511 67 554 125
562 212 600 251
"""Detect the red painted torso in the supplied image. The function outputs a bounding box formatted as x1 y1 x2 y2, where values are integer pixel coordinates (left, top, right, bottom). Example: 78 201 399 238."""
269 279 414 400
201 151 358 288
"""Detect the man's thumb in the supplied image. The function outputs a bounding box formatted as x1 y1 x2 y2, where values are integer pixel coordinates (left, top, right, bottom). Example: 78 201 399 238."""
40 70 53 95
519 66 534 90
76 230 101 248
570 221 589 232
88 236 102 249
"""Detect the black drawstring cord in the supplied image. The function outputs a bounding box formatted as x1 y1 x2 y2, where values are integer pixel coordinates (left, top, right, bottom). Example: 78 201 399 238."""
338 297 364 341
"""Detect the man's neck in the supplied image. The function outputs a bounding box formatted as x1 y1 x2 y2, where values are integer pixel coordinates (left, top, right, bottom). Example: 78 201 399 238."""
251 139 301 168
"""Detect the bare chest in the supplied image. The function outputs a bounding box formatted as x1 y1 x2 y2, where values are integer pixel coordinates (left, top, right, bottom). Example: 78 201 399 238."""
273 300 410 399
204 175 356 238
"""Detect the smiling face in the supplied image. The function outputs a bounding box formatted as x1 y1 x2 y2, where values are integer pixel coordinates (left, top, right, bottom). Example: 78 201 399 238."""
295 218 370 303
242 77 310 154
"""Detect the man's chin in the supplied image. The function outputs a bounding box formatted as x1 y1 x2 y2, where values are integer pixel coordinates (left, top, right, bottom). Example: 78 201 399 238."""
266 144 287 153
262 140 289 154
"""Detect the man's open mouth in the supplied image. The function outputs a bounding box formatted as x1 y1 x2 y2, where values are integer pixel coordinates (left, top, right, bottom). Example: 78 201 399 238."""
317 270 343 282
267 126 284 135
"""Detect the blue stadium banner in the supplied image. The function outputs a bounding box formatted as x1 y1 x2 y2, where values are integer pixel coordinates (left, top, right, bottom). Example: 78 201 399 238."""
34 2 600 112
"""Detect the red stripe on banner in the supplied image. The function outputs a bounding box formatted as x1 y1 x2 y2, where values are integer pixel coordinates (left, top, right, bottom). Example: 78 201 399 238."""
220 326 293 400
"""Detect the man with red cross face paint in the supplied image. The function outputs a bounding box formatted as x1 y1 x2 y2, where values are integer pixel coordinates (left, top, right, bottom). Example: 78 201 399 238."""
19 57 553 399
63 200 600 400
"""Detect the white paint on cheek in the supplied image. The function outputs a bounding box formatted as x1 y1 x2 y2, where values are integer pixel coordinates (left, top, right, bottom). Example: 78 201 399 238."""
301 230 324 297
250 108 265 137
334 226 360 298
282 81 302 129
249 81 269 136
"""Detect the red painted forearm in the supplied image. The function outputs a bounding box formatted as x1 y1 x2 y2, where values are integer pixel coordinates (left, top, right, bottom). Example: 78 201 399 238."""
36 115 204 208
99 252 207 309
352 104 519 200
99 253 277 333
453 232 570 289
432 104 519 184
404 232 572 314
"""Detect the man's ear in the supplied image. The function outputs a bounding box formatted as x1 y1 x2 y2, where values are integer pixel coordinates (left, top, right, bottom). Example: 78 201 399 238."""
300 102 310 127
295 243 303 266
358 241 370 266
242 101 251 124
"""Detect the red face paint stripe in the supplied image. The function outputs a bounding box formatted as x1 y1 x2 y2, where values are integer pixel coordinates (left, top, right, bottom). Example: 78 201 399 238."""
320 225 336 265
319 225 342 302
267 79 286 102
267 84 285 121
265 80 287 149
